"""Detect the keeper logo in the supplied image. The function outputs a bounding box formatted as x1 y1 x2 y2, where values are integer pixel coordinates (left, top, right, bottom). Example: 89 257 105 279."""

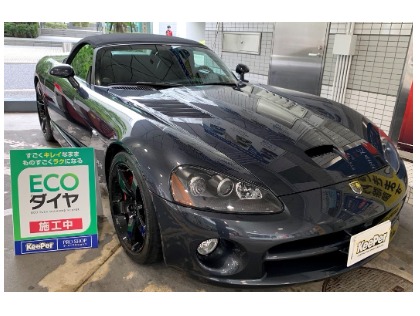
25 241 55 251
356 233 388 254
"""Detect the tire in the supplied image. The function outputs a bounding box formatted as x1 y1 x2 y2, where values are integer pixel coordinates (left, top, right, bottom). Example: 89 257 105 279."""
35 81 55 142
108 151 162 264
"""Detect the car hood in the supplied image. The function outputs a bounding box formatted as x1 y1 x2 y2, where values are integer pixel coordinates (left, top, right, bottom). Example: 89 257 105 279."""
108 84 387 196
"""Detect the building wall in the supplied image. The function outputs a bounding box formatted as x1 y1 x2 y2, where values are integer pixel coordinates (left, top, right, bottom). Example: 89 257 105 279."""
321 22 413 134
205 22 412 135
205 22 275 84
186 22 205 42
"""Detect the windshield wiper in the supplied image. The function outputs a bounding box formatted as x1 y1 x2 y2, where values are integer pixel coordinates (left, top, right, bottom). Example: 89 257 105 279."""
136 81 183 87
194 82 247 91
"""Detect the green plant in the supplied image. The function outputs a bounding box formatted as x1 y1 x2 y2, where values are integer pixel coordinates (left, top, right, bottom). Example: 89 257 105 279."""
4 22 38 38
72 22 91 27
4 22 15 36
44 22 67 29
71 45 94 80
106 22 137 33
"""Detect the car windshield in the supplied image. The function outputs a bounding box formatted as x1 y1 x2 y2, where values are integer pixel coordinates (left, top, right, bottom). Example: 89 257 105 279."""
95 44 238 87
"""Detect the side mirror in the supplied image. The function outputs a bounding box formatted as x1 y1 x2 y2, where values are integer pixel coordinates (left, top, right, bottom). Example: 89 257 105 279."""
50 65 75 78
235 63 250 82
49 64 88 99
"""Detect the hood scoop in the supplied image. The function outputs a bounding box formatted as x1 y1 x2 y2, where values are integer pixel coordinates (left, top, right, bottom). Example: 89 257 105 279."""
305 145 344 169
134 99 212 118
305 145 336 158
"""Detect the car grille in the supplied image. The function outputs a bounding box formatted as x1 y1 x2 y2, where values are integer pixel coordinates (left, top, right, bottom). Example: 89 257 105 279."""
265 230 350 261
263 231 355 278
264 251 348 278
136 99 212 118
263 202 403 278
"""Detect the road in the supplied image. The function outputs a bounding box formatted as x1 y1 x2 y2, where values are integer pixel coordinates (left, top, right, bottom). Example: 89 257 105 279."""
4 64 37 99
4 45 67 100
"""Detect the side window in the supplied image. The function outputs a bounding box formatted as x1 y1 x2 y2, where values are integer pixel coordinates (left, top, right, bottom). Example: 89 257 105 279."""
71 44 94 80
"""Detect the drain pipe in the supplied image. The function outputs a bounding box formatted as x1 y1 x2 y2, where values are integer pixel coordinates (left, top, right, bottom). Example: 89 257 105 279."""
331 23 357 104
331 55 340 100
212 22 223 54
339 23 355 103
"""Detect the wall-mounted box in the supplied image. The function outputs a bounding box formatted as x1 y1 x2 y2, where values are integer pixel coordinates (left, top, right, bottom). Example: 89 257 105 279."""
333 34 358 55
222 32 262 55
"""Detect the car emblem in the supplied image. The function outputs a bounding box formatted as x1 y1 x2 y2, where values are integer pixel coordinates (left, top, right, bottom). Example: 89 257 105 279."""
349 181 363 194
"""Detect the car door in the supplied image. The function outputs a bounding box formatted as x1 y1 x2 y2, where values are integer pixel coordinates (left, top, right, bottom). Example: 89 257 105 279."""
48 44 96 147
68 45 126 152
51 43 122 150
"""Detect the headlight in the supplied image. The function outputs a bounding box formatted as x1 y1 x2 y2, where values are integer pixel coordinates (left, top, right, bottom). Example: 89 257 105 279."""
170 166 284 214
370 123 401 172
382 137 400 172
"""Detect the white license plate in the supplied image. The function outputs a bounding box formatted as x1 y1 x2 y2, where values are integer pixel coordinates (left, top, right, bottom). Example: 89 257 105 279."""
347 220 391 267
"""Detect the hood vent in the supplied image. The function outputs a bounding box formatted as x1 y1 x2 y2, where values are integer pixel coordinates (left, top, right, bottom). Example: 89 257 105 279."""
134 99 212 118
109 85 156 91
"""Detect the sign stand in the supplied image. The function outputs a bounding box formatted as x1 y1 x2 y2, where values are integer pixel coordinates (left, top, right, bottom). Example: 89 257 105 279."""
10 148 98 255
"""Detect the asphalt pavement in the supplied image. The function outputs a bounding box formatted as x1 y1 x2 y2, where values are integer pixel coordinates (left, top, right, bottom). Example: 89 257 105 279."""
4 45 67 100
4 63 37 99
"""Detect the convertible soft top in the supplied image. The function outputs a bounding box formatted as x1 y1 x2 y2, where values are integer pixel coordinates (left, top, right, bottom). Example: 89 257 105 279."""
75 33 206 48
67 33 208 61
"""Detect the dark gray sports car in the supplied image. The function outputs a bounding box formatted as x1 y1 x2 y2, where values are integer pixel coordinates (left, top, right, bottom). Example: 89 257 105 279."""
34 34 407 286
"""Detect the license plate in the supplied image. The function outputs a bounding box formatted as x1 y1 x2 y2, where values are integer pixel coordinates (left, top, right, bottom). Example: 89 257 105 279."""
347 220 391 267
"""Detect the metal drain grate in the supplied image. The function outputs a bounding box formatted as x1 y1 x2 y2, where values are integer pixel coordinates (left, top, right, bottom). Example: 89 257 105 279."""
322 267 413 292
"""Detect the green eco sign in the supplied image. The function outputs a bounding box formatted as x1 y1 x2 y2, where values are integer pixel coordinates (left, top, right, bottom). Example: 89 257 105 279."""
10 148 98 255
30 173 80 192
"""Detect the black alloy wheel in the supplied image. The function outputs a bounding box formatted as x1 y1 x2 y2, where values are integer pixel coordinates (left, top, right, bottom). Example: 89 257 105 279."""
108 152 162 264
35 81 55 142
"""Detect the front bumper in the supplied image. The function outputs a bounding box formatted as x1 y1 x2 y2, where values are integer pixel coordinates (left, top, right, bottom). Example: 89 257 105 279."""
152 168 406 286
